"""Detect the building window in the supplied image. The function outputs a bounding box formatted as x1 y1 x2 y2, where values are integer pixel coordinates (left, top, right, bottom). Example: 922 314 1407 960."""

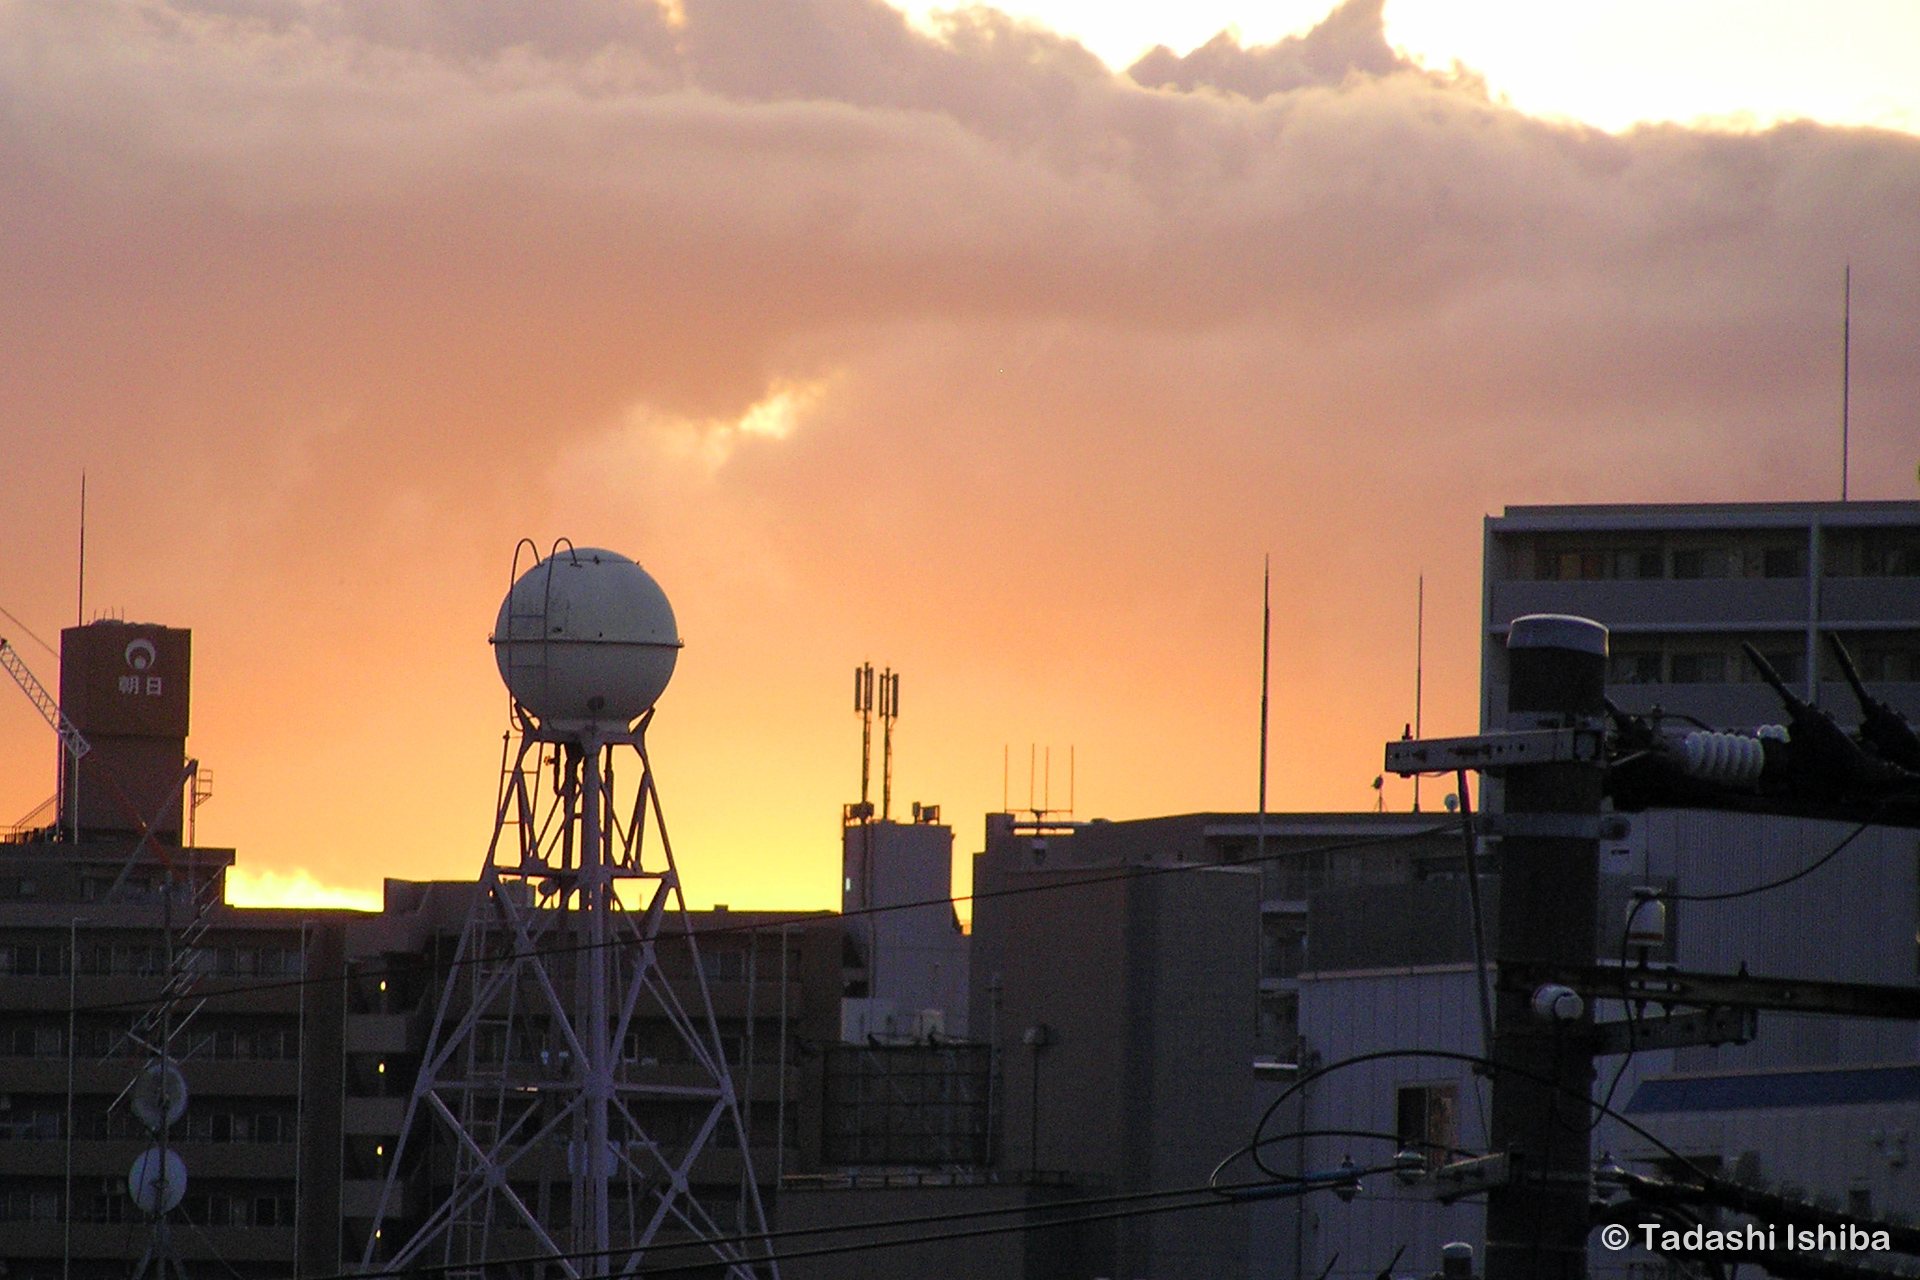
1823 528 1920 577
700 950 745 983
1261 918 1305 979
1760 545 1806 578
1618 548 1664 579
1609 651 1662 685
1671 546 1732 580
0 1188 63 1222
1668 652 1727 684
1529 546 1662 581
1861 534 1920 577
1861 644 1920 683
1396 1082 1458 1160
1259 991 1299 1062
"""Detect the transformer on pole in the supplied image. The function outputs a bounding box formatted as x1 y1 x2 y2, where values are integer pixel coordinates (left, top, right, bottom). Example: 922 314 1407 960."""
362 545 775 1278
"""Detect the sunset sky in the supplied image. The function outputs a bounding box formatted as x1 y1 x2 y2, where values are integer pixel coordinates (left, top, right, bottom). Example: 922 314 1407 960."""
1 0 1916 914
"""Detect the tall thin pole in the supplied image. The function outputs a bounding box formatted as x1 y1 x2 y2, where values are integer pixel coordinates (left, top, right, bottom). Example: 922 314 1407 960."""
1413 573 1424 813
77 471 86 626
71 473 85 843
581 737 610 1275
1842 263 1852 502
1258 555 1270 867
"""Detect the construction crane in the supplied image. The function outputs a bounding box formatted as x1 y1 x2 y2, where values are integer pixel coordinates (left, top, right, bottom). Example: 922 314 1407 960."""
0 636 90 838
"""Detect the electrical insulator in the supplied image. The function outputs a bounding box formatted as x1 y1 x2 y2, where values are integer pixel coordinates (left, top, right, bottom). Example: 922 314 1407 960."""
1440 1242 1476 1279
1682 731 1766 788
1332 1155 1360 1202
1531 984 1584 1022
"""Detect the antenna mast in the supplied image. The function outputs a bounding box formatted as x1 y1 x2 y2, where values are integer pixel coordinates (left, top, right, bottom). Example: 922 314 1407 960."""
1842 262 1852 502
1258 555 1270 866
77 471 87 625
855 663 874 812
1413 573 1424 814
879 667 899 820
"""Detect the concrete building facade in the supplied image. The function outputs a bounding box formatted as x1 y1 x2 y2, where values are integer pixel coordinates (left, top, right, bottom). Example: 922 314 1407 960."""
841 811 969 1043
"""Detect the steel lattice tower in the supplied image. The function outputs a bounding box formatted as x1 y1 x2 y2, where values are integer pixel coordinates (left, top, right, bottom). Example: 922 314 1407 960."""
362 547 775 1278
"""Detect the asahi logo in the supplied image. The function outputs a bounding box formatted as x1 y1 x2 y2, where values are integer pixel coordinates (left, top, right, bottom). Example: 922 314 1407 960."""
119 638 164 697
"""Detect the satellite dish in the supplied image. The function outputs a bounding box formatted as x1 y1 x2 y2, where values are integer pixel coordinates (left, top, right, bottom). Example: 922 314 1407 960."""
491 548 682 731
131 1062 188 1131
128 1146 187 1215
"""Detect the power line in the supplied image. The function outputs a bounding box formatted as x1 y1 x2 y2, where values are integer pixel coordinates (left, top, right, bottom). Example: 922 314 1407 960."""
1655 818 1872 903
333 1163 1391 1280
329 1177 1251 1280
0 604 58 658
54 823 1462 1019
1228 1047 1716 1189
53 807 1878 1024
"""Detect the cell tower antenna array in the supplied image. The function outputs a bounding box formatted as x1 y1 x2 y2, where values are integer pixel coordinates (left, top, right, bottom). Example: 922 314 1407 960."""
855 663 874 814
878 666 899 820
363 545 775 1278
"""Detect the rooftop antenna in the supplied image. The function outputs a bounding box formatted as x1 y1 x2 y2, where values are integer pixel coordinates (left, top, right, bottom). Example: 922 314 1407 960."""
878 666 899 820
1002 744 1009 812
855 663 875 815
77 470 86 626
1842 262 1852 502
1258 554 1270 867
1412 572 1425 813
364 544 774 1278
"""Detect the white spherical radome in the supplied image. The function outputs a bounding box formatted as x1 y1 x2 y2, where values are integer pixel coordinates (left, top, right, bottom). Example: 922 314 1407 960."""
491 548 681 730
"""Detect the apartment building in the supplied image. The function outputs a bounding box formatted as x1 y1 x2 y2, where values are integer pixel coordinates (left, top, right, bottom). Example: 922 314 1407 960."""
1483 501 1920 730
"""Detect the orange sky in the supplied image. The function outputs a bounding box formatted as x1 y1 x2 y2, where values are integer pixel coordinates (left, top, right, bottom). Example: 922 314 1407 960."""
1 0 1916 913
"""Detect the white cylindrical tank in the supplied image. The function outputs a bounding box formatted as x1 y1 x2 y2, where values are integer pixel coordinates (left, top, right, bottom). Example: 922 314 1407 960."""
491 548 682 731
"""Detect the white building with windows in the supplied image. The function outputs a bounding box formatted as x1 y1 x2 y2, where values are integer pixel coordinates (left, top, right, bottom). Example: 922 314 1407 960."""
1481 501 1920 731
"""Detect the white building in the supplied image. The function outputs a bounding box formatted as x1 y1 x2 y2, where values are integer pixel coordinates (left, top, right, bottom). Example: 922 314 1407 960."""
841 811 970 1043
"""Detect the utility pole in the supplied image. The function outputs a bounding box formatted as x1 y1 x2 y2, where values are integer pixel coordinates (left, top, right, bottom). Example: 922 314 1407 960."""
1484 615 1606 1280
1382 622 1920 1273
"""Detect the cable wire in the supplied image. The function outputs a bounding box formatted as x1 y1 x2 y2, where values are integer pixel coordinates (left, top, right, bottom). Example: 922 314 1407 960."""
1225 1047 1715 1189
1654 817 1873 902
53 823 1463 1019
325 1170 1349 1280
